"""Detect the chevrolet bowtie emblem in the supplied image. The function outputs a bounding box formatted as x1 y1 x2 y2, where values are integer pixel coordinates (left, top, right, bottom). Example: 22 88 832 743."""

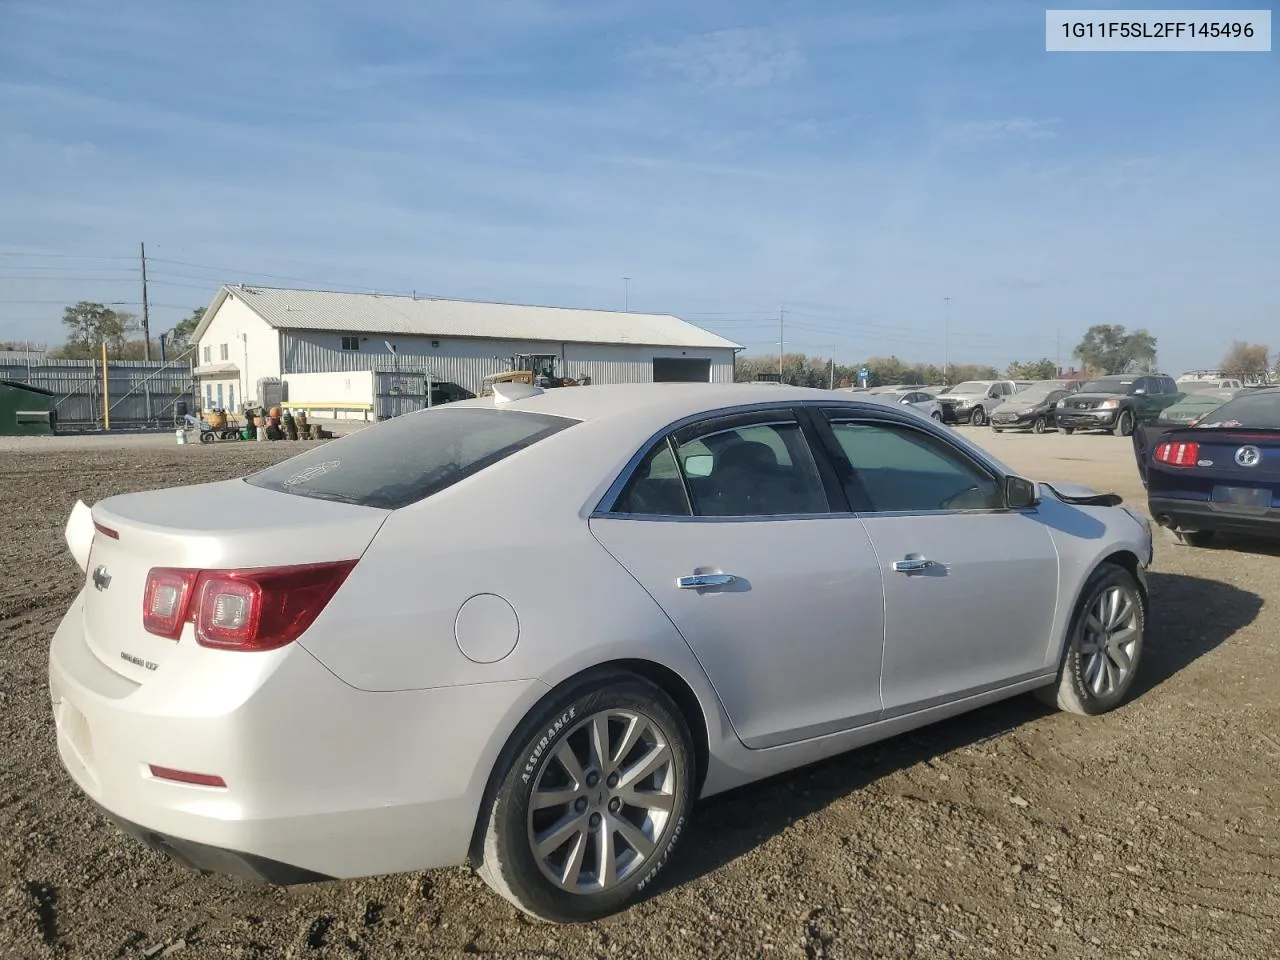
92 565 111 591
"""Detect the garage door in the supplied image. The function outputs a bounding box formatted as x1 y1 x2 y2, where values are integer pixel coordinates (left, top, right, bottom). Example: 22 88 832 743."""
652 358 711 382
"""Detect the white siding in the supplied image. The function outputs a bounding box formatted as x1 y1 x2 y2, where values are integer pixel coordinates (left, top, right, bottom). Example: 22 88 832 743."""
563 343 735 385
195 293 281 404
280 331 735 394
281 371 375 420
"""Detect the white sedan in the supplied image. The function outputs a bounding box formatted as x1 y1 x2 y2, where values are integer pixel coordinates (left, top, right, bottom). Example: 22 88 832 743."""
49 382 1153 922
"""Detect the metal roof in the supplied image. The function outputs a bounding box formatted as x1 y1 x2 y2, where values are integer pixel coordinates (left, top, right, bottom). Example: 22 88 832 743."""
196 285 742 351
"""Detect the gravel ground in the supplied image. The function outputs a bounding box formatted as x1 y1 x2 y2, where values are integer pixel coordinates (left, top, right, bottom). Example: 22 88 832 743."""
2 429 1277 959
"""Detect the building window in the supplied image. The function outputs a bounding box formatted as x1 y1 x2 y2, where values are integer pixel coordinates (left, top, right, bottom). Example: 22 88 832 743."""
220 343 229 361
342 336 361 351
203 346 211 363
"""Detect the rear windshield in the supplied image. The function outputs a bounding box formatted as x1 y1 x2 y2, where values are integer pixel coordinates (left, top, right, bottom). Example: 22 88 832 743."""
1195 390 1280 430
245 408 576 509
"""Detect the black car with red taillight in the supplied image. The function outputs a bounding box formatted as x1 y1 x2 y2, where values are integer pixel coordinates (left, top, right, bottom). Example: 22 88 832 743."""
1144 387 1280 547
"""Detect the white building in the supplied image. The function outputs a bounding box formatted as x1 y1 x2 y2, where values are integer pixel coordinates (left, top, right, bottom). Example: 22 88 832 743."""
190 285 742 417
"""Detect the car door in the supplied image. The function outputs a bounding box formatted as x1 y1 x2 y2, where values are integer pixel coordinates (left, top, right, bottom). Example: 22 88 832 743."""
589 407 887 749
812 409 1060 716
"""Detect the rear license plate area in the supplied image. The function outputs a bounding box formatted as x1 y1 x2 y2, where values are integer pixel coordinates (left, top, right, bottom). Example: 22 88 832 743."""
1210 485 1272 513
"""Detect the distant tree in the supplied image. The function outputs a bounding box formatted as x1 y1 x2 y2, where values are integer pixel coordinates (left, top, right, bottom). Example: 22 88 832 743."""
166 307 205 351
734 353 999 388
1073 324 1157 375
1005 358 1058 380
1220 341 1269 381
52 302 139 359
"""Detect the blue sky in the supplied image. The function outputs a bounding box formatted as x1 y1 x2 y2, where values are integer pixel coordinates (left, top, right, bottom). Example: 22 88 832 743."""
1 0 1275 373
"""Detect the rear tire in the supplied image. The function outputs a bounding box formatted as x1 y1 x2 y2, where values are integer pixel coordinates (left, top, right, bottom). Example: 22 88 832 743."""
1036 563 1145 716
476 670 695 923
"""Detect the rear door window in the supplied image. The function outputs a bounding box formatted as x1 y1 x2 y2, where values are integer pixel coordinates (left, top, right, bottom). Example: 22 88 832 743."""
245 408 576 509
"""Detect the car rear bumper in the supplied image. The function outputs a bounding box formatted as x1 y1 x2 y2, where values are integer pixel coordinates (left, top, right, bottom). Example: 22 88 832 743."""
1055 410 1118 429
1148 496 1280 537
48 591 546 882
94 803 334 884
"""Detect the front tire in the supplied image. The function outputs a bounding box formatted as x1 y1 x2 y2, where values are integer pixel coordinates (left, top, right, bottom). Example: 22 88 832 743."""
476 671 695 923
1114 409 1135 437
1032 416 1048 434
1061 427 1074 435
969 406 986 427
1036 563 1145 716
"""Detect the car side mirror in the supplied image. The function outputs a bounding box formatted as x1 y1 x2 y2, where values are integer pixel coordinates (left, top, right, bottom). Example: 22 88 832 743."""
683 454 713 477
1005 475 1039 509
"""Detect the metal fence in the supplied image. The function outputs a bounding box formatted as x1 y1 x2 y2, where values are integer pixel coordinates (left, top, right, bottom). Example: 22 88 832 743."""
0 358 196 429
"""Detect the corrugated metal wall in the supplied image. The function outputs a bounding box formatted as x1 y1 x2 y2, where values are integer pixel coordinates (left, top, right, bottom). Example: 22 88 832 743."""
0 359 196 427
281 331 736 394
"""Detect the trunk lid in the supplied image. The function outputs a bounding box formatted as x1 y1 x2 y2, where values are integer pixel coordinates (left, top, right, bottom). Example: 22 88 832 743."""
79 478 389 684
1147 427 1280 505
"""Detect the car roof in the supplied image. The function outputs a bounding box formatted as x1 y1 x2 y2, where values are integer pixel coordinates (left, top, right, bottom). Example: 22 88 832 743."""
445 381 892 424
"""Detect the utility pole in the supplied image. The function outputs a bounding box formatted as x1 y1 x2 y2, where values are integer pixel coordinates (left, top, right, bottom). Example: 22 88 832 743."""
622 277 631 312
1056 330 1062 377
778 302 785 380
140 241 152 360
942 296 952 386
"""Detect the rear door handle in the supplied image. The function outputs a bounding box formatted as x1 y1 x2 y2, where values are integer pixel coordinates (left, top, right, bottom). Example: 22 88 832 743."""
676 573 738 589
891 556 936 573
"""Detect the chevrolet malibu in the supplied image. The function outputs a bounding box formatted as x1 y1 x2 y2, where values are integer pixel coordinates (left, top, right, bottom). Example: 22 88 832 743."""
49 382 1153 923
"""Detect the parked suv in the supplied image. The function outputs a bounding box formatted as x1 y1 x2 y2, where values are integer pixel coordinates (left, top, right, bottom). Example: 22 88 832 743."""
1054 374 1181 436
936 380 1017 426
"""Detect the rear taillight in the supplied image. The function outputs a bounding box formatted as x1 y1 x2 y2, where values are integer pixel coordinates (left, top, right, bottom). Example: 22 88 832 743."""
1154 441 1200 467
142 560 357 651
143 569 199 639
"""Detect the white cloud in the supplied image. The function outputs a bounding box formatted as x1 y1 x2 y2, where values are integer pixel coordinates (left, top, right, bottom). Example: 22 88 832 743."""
944 118 1062 146
629 27 805 91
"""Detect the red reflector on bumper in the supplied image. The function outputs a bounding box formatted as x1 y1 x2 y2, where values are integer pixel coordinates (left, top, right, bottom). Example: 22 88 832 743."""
94 522 119 539
147 765 227 788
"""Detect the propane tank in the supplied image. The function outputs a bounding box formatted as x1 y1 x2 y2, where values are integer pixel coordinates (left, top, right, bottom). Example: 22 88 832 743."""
175 428 187 445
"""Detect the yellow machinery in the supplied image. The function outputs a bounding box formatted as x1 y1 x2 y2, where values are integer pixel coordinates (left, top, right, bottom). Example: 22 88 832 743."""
478 354 588 396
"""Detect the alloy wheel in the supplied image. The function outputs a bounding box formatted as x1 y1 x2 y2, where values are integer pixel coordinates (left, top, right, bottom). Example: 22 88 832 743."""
526 709 678 894
1078 585 1139 697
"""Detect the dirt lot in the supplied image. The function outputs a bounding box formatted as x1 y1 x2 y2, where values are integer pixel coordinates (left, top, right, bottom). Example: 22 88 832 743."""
2 428 1277 959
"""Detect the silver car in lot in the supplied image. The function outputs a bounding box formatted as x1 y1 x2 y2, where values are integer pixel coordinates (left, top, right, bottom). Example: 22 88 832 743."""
860 386 944 421
50 382 1153 923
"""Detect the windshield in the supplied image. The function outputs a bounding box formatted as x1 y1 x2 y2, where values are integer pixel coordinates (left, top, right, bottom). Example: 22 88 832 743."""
949 381 988 394
1012 386 1057 403
1195 390 1280 430
1080 378 1135 394
246 407 576 509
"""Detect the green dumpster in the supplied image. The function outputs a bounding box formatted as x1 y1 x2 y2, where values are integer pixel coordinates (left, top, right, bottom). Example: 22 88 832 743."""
0 380 58 436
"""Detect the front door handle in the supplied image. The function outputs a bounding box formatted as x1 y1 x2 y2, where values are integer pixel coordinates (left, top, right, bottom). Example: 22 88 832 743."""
676 573 738 589
891 556 936 573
